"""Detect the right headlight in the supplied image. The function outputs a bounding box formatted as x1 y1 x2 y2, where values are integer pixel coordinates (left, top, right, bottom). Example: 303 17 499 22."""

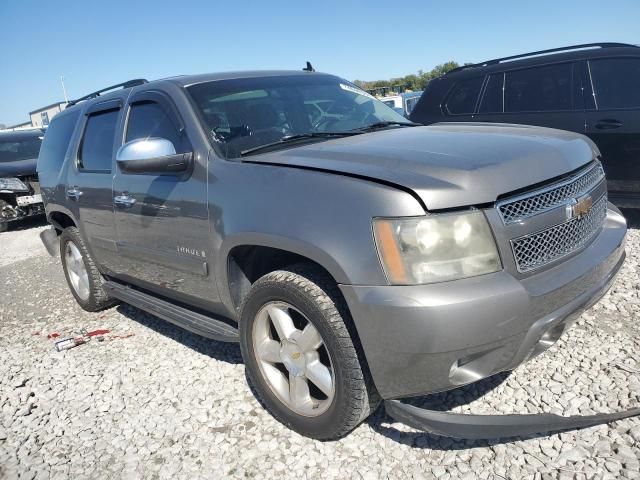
373 210 502 285
0 177 28 192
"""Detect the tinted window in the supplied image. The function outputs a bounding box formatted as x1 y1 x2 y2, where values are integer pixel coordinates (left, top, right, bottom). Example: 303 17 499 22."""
38 112 79 172
79 109 119 171
504 63 574 112
126 101 190 153
479 74 504 113
445 77 483 114
0 134 42 163
590 58 640 109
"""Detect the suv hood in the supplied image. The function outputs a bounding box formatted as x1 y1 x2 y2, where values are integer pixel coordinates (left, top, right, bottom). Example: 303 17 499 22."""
246 123 598 210
0 158 37 178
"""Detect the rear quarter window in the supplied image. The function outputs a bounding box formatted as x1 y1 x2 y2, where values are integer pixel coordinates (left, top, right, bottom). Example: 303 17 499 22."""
445 77 484 114
37 111 80 174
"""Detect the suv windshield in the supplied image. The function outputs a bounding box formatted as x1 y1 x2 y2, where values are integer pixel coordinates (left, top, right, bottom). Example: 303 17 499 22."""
187 74 410 158
0 134 43 163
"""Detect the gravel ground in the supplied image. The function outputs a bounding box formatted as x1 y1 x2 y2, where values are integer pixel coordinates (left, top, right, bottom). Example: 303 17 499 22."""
0 217 639 480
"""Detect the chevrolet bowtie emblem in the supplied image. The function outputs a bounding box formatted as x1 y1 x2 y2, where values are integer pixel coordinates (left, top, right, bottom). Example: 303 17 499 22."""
567 194 593 220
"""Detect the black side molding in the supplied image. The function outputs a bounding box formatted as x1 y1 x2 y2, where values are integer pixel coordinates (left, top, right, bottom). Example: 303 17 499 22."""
104 281 239 343
385 400 640 440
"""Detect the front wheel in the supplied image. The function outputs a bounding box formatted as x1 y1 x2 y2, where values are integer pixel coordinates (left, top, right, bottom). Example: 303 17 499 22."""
239 264 378 440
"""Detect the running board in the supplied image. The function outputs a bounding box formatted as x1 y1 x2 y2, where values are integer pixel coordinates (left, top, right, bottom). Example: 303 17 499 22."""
104 281 239 342
385 400 640 439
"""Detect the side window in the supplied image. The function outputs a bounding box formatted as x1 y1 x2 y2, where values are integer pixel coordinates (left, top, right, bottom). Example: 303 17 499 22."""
445 77 484 114
79 109 119 172
589 57 640 109
479 74 504 113
504 63 574 112
38 111 80 173
126 101 190 153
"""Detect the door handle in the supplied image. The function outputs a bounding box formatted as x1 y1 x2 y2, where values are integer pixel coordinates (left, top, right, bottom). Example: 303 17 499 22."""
114 194 136 209
595 119 622 130
66 187 83 201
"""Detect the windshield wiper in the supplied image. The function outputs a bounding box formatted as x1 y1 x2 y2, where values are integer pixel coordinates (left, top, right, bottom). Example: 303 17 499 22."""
352 121 419 132
240 132 362 157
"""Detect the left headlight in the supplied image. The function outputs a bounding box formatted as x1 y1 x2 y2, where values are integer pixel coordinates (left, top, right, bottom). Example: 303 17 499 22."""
0 177 28 192
373 210 502 285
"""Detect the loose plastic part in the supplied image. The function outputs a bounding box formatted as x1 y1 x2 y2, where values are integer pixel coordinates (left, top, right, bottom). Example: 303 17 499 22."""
385 400 640 439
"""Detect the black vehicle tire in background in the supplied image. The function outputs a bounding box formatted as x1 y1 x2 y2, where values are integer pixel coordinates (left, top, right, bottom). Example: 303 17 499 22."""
0 199 11 233
59 227 118 312
239 264 379 440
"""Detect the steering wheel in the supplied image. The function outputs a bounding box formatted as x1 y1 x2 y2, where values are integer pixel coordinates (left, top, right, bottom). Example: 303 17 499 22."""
312 115 342 131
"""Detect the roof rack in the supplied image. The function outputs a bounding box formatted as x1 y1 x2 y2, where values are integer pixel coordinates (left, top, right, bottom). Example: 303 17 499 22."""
446 43 639 74
66 79 148 106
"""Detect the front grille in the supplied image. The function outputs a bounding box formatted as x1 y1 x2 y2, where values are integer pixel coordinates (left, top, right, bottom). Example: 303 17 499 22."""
498 162 605 224
511 194 608 273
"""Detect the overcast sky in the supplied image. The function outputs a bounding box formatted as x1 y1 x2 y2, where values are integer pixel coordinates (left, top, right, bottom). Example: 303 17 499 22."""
1 0 638 125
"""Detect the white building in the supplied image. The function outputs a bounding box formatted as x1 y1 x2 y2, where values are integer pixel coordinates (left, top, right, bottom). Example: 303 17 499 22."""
29 102 68 128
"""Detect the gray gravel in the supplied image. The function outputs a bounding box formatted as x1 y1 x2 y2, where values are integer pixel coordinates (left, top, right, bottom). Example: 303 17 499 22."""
0 218 638 479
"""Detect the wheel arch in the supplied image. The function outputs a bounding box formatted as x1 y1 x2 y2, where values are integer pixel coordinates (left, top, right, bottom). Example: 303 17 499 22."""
220 233 350 315
47 208 77 233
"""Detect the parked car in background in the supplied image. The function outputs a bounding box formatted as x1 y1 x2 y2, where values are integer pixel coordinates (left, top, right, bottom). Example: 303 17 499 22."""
38 71 626 440
410 43 640 208
0 129 45 232
379 91 422 117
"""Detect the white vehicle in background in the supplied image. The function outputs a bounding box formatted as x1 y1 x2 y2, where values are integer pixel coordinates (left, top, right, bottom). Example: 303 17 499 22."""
379 91 422 117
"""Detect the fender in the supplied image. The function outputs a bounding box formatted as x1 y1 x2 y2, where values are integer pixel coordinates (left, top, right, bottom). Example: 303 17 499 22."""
217 231 350 314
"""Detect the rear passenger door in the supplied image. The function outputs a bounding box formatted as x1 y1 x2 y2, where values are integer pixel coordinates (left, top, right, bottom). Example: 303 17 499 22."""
112 90 217 306
474 62 586 133
64 99 121 273
583 57 640 204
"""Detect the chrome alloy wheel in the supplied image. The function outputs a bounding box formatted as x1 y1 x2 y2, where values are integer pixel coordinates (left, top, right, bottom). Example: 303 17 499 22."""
252 301 335 416
65 242 90 301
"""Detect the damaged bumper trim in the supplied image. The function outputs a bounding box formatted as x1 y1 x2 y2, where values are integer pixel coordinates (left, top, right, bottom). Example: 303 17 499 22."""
385 400 640 439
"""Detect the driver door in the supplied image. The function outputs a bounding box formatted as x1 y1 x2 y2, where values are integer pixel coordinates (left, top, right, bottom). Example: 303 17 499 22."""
112 90 217 305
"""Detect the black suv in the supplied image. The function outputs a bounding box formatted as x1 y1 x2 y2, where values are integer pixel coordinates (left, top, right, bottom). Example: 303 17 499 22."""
410 43 640 208
0 129 45 232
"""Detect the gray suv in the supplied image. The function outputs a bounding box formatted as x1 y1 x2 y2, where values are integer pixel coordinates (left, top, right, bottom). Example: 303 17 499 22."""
37 71 627 440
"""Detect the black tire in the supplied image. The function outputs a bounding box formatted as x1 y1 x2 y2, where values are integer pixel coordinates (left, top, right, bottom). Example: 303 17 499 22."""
239 264 379 440
0 199 11 233
59 227 117 312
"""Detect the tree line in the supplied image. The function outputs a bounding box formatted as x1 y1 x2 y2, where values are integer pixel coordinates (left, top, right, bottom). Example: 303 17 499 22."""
353 61 462 93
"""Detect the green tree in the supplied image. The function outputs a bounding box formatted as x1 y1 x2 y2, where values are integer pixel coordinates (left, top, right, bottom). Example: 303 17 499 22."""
355 61 461 94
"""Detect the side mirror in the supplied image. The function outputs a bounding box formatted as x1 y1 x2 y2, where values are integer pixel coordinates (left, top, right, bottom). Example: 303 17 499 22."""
116 138 193 174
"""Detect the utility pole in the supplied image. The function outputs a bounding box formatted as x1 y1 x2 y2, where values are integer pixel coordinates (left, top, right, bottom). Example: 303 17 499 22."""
60 75 69 103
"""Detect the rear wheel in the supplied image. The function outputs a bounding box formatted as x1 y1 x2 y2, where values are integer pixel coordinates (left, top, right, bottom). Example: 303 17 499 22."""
60 227 117 312
239 264 378 440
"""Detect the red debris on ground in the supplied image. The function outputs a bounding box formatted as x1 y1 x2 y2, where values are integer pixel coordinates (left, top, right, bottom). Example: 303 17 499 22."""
110 334 135 341
47 332 60 339
32 332 40 336
86 329 110 337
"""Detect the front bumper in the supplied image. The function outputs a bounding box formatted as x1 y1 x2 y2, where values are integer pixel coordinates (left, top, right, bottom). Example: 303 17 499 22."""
340 205 627 400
